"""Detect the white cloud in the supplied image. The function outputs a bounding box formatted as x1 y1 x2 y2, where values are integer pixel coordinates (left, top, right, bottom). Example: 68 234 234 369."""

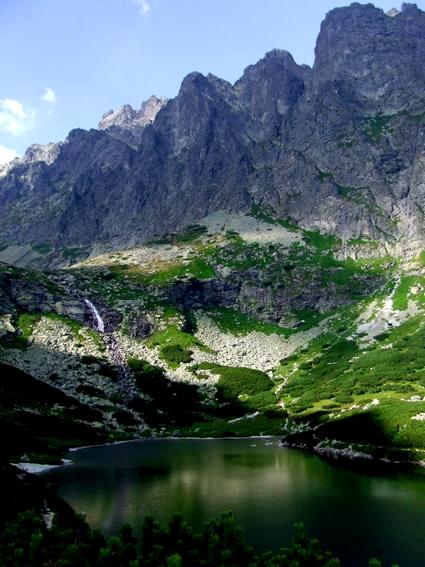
41 87 56 104
0 144 19 166
134 0 150 16
0 98 36 136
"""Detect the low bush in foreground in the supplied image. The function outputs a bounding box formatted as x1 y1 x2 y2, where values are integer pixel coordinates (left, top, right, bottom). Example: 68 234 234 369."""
0 508 394 567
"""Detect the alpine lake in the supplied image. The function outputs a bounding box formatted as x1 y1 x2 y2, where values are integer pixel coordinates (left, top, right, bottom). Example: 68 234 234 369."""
41 438 425 566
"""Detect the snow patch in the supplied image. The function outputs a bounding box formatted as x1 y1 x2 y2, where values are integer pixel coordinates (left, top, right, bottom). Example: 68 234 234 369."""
13 462 68 474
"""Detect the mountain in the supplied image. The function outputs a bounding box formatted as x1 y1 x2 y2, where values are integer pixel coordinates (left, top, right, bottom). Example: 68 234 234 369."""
98 95 168 147
1 3 425 474
1 3 425 267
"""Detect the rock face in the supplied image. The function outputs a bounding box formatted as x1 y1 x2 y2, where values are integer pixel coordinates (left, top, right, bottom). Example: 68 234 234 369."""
98 95 168 147
1 3 425 259
21 143 62 166
0 264 84 321
0 143 61 178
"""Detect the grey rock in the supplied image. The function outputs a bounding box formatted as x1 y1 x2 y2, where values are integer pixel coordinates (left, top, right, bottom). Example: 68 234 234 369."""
21 143 62 166
0 142 61 178
386 8 400 17
1 3 425 260
128 312 156 339
98 95 168 147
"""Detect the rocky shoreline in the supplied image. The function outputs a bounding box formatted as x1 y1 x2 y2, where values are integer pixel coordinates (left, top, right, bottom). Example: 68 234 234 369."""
15 430 425 480
281 437 425 474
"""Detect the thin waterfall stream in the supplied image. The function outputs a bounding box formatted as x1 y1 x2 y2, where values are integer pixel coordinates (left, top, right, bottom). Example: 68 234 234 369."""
83 299 105 332
83 298 135 403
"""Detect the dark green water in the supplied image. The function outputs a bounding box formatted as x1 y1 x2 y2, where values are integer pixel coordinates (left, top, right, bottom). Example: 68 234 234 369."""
42 438 425 566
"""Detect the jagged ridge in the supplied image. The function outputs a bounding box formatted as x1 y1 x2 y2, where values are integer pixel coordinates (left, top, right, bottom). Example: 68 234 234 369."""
0 3 425 268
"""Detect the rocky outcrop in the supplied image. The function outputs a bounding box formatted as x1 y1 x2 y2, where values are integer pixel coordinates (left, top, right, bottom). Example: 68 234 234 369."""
164 268 381 324
21 143 62 166
0 143 61 178
0 264 84 320
99 95 167 130
1 4 425 261
98 95 168 147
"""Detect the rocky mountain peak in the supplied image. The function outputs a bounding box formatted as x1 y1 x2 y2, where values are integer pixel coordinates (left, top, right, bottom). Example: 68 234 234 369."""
98 95 167 131
97 95 167 147
0 142 61 179
99 104 136 130
234 49 307 140
22 143 62 166
139 95 168 123
236 49 308 91
401 2 421 14
313 2 425 112
179 72 215 94
1 2 425 262
386 7 400 17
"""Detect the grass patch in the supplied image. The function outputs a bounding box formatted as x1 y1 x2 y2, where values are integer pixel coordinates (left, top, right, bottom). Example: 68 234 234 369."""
32 243 52 255
206 307 290 337
336 185 365 198
214 366 273 400
190 362 277 419
317 170 333 181
364 114 394 143
418 250 425 267
249 203 277 224
303 230 339 251
128 357 164 379
318 399 425 449
160 344 193 365
392 276 425 311
147 325 206 369
182 414 287 437
283 313 425 449
347 237 379 247
142 259 215 285
0 313 42 349
249 205 300 232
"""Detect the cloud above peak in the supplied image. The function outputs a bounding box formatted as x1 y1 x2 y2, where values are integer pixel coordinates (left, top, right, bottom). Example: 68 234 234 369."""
0 144 19 166
0 98 36 136
41 87 57 104
134 0 150 16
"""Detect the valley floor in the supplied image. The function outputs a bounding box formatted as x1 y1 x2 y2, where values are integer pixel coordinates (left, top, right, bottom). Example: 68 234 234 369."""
1 213 425 474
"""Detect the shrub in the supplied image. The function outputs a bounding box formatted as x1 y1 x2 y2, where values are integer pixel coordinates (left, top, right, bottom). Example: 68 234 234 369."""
213 367 273 401
334 393 354 405
112 409 138 426
128 358 164 380
80 355 100 365
0 509 352 567
160 345 193 365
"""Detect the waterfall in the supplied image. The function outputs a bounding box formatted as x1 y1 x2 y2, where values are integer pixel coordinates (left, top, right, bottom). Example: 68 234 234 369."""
83 297 135 403
84 299 105 333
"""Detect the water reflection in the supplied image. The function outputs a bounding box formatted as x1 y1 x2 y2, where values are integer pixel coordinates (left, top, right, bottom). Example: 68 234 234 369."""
43 439 425 566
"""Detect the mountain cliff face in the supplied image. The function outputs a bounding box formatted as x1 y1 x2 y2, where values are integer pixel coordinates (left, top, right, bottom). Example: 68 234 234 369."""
98 95 168 147
2 3 425 470
1 3 425 264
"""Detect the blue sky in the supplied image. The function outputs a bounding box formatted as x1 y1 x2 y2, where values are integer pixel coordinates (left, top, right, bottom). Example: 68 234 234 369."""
1 0 424 164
